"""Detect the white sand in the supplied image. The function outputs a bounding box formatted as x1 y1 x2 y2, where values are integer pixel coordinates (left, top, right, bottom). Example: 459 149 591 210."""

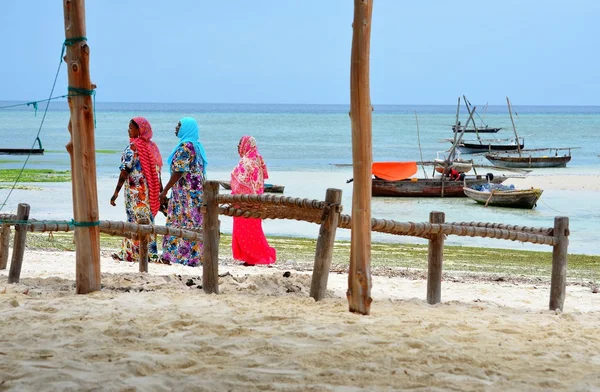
1 250 599 391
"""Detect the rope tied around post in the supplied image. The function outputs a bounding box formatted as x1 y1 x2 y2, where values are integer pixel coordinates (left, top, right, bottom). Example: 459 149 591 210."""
67 86 97 128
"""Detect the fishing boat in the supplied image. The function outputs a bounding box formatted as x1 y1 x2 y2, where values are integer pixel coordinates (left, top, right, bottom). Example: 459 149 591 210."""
0 137 44 155
482 98 577 168
455 138 525 154
485 148 573 168
369 161 508 197
452 124 501 133
373 174 508 197
218 180 284 194
463 184 543 209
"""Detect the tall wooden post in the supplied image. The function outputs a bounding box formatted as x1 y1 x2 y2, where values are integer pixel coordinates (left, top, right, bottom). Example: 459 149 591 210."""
347 0 374 315
310 188 342 301
549 216 569 311
426 211 445 304
138 217 150 273
202 181 220 294
63 0 101 294
8 204 30 284
0 224 10 270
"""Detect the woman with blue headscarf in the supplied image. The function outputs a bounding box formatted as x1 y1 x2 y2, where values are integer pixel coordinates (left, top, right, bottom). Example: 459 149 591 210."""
159 117 208 266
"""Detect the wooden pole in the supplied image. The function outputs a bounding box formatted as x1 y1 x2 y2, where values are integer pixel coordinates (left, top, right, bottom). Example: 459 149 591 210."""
426 211 445 304
347 0 373 315
0 224 10 270
138 217 149 273
63 0 101 294
310 188 342 301
414 111 428 178
8 203 30 284
202 180 220 294
506 96 522 156
549 216 569 311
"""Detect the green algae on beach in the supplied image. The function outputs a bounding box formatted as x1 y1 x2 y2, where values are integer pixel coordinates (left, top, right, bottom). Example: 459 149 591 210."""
24 232 600 284
0 169 71 183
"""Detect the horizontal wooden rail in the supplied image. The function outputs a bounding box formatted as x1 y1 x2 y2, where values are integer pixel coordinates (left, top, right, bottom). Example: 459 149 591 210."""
449 221 553 236
217 194 335 211
219 206 322 224
338 214 557 246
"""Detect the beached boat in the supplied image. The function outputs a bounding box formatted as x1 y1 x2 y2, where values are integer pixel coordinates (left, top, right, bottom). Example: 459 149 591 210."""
0 137 44 155
372 174 507 197
485 148 573 168
463 185 543 209
218 180 284 194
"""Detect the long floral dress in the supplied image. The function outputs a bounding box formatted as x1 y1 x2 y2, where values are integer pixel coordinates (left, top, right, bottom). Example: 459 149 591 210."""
117 143 159 262
161 142 204 266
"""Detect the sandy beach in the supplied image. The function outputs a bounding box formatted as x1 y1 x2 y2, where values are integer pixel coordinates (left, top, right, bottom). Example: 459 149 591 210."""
1 249 599 391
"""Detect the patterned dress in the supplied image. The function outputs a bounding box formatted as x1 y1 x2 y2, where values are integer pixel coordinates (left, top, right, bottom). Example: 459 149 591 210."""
117 143 159 262
161 142 204 266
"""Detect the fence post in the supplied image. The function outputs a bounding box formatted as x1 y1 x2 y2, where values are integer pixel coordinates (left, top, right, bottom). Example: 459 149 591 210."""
0 224 10 270
202 180 220 294
8 203 30 284
138 217 150 273
550 216 569 311
310 188 342 301
427 211 445 304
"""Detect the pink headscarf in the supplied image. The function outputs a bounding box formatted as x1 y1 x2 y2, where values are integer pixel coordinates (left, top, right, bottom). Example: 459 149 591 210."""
130 117 163 216
230 136 269 195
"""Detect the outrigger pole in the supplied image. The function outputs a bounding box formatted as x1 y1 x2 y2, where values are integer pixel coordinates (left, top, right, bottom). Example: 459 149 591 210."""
63 0 101 294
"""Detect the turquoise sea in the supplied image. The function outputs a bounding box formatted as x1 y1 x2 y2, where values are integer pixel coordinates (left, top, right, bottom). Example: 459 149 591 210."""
1 101 599 255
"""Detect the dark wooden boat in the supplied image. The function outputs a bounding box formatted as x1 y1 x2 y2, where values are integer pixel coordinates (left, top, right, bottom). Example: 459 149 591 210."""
372 174 507 197
218 180 284 194
0 137 44 155
455 139 524 154
452 125 501 133
463 186 543 209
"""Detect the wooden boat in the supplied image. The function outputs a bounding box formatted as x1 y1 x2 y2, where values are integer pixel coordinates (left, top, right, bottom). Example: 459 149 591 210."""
218 180 284 194
463 186 543 209
372 174 507 197
482 99 577 168
434 158 473 174
485 148 573 168
452 125 501 133
455 138 524 154
0 137 44 155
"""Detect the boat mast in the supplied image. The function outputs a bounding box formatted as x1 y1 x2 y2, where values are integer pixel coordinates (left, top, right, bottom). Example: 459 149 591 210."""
464 95 483 144
415 111 428 178
506 96 522 156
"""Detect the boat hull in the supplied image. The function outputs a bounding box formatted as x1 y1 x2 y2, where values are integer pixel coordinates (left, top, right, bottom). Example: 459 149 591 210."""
0 148 44 155
463 187 543 209
218 181 284 194
456 142 525 154
452 125 502 133
372 176 506 197
485 154 571 168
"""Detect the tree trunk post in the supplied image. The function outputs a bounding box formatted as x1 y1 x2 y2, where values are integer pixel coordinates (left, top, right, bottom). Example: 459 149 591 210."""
202 180 220 294
138 217 150 273
549 216 569 311
426 211 445 304
310 188 342 301
8 203 30 284
0 224 11 270
63 0 101 294
347 0 374 315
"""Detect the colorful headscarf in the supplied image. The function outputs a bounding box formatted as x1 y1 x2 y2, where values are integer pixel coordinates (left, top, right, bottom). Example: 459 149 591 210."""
130 117 163 217
230 136 269 195
167 117 208 176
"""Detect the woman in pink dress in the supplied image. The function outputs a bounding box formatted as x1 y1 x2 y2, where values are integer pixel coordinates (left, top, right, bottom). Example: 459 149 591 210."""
230 136 276 266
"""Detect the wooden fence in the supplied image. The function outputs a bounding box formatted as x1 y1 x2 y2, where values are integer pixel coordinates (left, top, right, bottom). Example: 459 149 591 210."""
0 180 570 311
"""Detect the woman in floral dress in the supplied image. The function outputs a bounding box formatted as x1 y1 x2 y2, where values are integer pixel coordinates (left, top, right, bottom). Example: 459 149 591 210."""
230 135 276 266
159 117 207 266
110 117 163 262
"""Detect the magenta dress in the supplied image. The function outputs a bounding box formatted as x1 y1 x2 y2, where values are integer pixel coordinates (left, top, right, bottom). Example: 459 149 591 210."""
231 136 276 265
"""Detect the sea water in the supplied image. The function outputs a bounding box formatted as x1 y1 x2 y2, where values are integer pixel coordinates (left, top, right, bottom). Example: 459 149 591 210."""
1 102 599 254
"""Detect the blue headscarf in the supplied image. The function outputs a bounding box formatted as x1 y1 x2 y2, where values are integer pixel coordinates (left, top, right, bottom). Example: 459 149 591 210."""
167 117 208 176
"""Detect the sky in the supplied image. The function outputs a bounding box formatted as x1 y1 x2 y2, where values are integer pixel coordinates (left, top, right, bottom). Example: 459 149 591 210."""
0 0 599 105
